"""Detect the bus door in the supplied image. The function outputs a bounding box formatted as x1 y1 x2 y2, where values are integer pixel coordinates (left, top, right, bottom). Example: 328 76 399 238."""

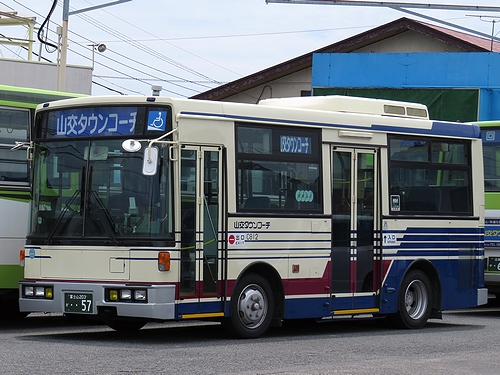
330 147 379 311
179 146 225 315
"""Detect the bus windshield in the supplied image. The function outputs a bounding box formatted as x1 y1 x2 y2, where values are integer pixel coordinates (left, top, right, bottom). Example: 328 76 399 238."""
28 139 173 244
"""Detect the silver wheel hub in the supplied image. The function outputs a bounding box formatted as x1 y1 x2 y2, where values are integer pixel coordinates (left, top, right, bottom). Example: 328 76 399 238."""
404 279 428 320
237 284 268 329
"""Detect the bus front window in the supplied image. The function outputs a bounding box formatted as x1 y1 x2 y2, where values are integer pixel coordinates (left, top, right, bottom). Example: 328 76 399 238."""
29 139 173 244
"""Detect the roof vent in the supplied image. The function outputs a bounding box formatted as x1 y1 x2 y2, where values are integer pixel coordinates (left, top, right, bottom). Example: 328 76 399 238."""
383 105 405 116
259 96 429 119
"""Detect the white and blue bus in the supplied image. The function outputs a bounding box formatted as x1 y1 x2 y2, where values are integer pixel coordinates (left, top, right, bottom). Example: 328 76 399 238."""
19 95 486 337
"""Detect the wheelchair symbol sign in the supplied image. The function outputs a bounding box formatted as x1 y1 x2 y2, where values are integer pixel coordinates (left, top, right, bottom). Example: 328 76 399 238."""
147 110 167 131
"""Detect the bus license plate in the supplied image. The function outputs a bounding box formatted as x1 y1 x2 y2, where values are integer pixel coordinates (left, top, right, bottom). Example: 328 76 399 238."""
487 257 500 273
64 293 94 314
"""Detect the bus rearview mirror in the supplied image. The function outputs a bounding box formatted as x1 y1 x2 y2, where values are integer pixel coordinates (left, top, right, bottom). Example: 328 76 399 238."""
143 146 158 176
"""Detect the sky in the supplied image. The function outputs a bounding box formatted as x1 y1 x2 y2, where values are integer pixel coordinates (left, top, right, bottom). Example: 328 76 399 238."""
0 0 500 98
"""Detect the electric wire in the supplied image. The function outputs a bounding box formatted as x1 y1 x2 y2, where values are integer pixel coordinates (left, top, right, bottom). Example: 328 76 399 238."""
37 0 58 51
63 2 225 94
73 9 218 85
80 0 242 77
6 1 210 95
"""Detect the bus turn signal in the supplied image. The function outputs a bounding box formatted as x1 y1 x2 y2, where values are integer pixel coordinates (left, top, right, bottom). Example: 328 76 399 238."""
158 252 170 271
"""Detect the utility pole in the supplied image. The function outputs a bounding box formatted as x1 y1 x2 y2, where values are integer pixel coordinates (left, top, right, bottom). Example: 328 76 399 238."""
57 0 132 92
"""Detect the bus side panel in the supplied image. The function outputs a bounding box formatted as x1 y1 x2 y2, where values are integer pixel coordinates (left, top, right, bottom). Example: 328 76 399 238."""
379 219 483 314
0 199 28 291
484 213 500 295
226 216 332 318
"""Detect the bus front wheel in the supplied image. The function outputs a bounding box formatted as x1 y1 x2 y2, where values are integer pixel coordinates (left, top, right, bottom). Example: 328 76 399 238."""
388 270 432 329
104 319 146 332
223 273 274 338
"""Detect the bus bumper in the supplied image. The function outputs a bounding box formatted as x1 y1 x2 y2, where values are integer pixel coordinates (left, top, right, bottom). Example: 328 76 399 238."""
19 281 176 320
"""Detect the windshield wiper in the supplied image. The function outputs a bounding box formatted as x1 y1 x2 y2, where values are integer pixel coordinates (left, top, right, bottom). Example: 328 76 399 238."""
45 189 82 244
88 189 121 245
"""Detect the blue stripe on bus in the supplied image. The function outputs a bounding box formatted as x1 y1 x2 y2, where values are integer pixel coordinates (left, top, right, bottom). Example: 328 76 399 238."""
388 227 483 234
371 121 481 138
180 111 481 138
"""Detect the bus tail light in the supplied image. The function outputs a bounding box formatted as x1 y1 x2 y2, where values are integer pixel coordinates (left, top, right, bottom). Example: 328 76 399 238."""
158 252 170 271
20 249 25 266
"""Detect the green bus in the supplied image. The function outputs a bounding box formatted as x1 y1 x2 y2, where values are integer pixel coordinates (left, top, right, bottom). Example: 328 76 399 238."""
0 84 84 318
478 121 500 299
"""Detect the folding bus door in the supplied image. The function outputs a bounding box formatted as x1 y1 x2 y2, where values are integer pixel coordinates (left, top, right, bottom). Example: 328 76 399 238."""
330 147 380 312
179 145 225 317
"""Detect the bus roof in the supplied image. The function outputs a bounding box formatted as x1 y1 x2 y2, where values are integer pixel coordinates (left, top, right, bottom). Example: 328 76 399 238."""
474 120 500 128
0 84 85 110
37 95 480 139
259 95 429 119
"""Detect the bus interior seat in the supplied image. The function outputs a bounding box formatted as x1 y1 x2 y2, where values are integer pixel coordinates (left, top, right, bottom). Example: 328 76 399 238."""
244 196 271 209
405 186 442 212
450 186 469 213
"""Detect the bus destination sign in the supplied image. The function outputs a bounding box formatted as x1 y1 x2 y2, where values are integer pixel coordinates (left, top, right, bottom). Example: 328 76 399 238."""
51 107 137 137
280 135 311 154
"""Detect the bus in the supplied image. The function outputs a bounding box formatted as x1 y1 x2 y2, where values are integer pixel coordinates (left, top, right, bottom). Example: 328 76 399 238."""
477 121 500 299
0 84 84 319
19 95 487 337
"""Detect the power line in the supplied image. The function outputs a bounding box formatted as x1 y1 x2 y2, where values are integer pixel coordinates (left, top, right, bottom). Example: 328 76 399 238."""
70 5 219 83
4 1 219 96
95 24 378 43
78 0 242 77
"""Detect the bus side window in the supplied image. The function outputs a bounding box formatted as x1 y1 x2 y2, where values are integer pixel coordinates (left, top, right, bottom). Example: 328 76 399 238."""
450 186 469 212
244 196 271 209
404 187 442 212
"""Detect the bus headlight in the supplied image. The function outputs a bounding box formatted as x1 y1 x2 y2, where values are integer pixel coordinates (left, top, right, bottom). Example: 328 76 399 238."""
120 289 132 300
106 288 148 303
134 290 147 301
22 285 53 299
24 286 34 297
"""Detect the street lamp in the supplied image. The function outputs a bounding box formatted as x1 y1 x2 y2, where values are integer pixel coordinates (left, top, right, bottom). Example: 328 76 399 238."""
89 43 106 70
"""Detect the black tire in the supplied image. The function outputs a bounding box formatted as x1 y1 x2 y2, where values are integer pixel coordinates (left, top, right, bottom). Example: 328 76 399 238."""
387 269 432 329
223 273 274 339
105 319 146 332
0 299 28 320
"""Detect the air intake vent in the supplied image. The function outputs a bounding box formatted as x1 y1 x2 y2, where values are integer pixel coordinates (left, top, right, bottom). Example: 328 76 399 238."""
383 105 405 116
259 96 429 119
407 107 428 118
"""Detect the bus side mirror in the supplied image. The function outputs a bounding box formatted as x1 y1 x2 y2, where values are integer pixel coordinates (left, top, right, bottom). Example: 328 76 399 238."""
143 146 158 176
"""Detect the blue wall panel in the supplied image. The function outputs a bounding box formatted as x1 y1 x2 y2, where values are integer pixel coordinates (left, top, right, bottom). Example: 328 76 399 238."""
312 52 500 89
479 88 500 120
312 52 500 121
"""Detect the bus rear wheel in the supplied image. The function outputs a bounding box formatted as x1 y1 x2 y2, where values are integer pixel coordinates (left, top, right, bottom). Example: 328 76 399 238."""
223 273 274 338
388 270 432 329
